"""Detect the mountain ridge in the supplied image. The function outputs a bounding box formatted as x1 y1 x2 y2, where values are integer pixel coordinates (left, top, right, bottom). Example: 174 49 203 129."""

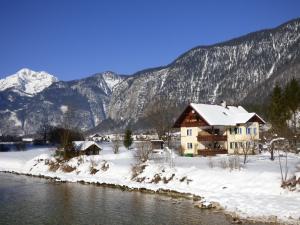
1 17 300 135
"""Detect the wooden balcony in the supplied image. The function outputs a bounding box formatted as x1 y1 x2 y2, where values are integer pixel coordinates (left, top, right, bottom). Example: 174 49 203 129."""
197 134 227 142
197 149 228 156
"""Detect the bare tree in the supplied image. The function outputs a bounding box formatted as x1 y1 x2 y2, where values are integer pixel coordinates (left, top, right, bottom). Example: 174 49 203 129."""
112 134 121 154
37 104 51 142
135 141 152 163
144 94 180 146
276 139 290 185
60 105 79 152
269 137 285 161
241 135 257 164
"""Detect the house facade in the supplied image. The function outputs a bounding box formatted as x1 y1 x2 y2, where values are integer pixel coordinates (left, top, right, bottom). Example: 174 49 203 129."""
173 103 265 156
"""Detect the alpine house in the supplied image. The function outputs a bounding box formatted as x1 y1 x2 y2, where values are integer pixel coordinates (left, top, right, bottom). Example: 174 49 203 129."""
173 102 265 156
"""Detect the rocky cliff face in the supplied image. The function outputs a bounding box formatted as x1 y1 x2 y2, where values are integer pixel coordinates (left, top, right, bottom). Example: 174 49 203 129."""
108 18 300 123
1 18 300 135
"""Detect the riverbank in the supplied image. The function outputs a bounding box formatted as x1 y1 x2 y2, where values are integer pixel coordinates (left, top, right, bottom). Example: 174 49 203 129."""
0 144 299 224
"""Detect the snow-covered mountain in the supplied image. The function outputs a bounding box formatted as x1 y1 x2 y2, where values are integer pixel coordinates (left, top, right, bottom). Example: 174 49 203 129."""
107 18 300 123
1 18 300 135
0 68 58 96
0 71 125 135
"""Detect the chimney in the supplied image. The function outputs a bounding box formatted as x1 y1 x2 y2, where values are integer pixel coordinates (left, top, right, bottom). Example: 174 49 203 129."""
220 100 227 108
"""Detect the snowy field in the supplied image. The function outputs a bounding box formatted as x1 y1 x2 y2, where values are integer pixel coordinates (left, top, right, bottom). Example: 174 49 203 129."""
0 143 300 224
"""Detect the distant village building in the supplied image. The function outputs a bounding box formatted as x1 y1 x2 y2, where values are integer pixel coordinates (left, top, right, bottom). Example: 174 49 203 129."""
173 102 265 156
72 141 102 155
150 140 164 150
22 138 34 143
88 134 110 142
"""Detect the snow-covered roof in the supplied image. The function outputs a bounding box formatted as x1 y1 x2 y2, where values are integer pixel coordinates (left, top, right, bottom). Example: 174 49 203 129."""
150 139 164 142
190 103 265 126
72 141 102 151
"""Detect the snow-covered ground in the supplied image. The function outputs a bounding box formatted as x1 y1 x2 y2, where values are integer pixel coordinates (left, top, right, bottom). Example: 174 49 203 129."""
0 144 300 224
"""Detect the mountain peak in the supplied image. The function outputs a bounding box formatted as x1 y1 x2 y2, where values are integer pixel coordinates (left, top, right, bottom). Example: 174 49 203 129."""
0 68 58 95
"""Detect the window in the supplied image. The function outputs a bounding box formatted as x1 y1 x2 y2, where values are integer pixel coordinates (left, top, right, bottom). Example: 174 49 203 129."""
246 128 251 134
187 143 193 149
230 142 233 149
234 142 238 149
187 129 192 136
239 142 243 148
234 127 242 134
253 128 257 135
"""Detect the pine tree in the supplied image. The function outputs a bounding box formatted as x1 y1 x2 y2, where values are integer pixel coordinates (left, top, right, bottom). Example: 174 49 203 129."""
268 83 289 134
123 129 133 150
284 78 300 134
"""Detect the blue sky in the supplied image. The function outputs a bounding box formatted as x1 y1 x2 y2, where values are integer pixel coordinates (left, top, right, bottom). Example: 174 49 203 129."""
0 0 299 80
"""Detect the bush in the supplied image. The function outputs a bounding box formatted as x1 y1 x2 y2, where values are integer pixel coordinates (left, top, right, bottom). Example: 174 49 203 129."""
131 164 147 179
208 156 241 170
33 139 46 145
14 142 26 151
61 164 76 173
48 160 60 172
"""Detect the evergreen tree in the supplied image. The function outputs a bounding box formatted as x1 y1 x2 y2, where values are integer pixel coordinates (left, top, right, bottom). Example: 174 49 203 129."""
284 78 300 134
123 129 133 150
268 83 289 134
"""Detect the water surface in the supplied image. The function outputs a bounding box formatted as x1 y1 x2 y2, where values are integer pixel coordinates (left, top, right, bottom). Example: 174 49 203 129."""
0 173 267 225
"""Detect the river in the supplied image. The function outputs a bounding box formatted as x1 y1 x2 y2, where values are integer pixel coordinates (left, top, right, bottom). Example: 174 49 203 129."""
0 173 269 225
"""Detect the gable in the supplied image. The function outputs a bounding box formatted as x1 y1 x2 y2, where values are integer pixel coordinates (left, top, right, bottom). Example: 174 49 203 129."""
173 105 209 128
247 114 265 124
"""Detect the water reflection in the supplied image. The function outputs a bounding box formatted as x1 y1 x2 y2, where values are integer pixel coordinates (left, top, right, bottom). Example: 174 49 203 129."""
0 173 268 225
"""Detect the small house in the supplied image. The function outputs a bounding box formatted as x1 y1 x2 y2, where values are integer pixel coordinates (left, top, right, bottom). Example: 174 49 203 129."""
72 141 102 155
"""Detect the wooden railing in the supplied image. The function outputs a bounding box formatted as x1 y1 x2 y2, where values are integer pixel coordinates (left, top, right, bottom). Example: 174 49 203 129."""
197 134 227 142
197 149 228 156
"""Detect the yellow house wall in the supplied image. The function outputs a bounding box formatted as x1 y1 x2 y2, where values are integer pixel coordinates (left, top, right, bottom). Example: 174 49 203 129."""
181 127 203 155
180 122 260 155
227 122 260 154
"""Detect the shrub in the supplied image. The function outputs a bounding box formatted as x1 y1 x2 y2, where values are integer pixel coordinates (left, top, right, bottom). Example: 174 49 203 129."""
101 161 109 171
48 160 60 172
15 142 26 151
151 174 162 184
90 167 99 174
131 164 147 179
61 164 76 173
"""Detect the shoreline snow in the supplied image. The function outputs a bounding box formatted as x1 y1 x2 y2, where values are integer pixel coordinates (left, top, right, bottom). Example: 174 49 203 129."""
0 144 300 224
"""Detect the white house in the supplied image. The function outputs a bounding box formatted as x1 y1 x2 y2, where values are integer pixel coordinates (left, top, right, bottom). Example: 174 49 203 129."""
173 102 265 156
